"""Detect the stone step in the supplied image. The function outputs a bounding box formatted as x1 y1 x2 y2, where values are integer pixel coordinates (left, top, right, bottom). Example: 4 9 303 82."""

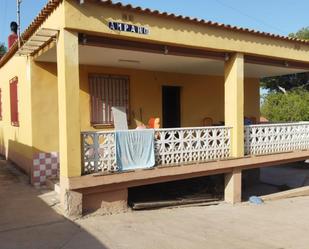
46 177 60 195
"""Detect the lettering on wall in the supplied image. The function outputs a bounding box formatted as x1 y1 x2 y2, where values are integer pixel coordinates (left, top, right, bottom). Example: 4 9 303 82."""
108 21 150 35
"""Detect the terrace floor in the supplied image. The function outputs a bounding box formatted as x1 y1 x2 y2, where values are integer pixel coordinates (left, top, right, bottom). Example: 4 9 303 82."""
2 159 309 249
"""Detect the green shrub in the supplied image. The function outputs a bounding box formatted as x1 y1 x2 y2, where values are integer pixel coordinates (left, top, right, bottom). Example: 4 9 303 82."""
261 90 309 122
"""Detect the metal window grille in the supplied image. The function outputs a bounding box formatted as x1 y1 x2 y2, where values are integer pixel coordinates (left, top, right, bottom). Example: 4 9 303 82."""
10 77 19 126
89 74 129 125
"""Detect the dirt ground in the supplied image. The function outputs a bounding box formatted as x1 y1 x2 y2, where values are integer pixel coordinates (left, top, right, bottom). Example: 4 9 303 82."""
1 159 309 249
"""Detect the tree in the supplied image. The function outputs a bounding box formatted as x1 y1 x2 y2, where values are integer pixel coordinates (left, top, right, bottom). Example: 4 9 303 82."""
261 27 309 92
261 90 309 122
261 73 309 92
289 26 309 40
0 43 6 57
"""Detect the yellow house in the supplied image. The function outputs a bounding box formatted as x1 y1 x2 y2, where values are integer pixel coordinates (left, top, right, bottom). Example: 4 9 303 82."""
1 0 309 217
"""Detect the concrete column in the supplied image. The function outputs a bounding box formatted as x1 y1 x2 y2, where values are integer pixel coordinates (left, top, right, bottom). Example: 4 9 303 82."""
225 169 242 204
224 53 244 158
56 29 82 216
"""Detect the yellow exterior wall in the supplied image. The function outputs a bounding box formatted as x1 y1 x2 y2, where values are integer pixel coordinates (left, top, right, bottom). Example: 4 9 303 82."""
65 0 309 62
40 2 64 30
31 61 59 153
0 59 61 172
0 59 259 174
0 57 33 174
80 65 260 131
0 2 64 175
0 59 260 176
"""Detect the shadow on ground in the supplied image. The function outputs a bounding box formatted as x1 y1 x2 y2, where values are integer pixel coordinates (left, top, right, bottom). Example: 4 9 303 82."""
0 159 109 249
243 161 309 200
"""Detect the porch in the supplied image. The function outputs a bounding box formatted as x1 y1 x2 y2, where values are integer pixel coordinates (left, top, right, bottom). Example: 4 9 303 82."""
33 31 309 216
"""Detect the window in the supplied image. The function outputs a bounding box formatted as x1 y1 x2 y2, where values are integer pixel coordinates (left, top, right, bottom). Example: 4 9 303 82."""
10 77 19 126
0 88 2 120
89 74 129 125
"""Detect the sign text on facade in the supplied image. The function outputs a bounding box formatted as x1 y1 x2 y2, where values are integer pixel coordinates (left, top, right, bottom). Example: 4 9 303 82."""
108 21 150 35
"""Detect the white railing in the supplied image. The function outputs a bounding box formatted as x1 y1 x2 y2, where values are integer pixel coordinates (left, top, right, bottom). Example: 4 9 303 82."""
81 126 232 174
154 127 231 166
82 131 117 174
245 122 309 155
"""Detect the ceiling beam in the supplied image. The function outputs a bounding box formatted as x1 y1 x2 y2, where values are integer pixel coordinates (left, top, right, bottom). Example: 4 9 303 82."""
245 55 309 71
78 33 228 61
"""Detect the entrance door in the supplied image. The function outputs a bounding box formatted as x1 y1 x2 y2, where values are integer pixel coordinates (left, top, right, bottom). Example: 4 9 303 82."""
162 86 181 128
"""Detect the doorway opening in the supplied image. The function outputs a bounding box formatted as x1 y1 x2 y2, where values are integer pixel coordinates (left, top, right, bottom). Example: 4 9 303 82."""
162 86 181 128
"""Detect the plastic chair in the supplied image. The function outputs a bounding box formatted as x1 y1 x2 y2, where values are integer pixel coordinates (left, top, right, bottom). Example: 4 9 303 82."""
148 117 160 129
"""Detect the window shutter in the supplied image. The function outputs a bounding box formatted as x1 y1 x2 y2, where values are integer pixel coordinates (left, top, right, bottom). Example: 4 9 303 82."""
10 77 19 126
89 74 129 125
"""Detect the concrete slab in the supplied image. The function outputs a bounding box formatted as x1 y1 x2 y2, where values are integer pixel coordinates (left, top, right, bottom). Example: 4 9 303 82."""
261 186 309 201
76 197 309 249
2 159 309 249
0 160 63 232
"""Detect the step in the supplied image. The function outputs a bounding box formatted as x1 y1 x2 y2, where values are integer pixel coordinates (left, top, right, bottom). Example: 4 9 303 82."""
46 177 60 195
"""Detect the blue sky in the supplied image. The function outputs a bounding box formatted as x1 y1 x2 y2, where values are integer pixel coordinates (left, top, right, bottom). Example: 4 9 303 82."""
0 0 308 47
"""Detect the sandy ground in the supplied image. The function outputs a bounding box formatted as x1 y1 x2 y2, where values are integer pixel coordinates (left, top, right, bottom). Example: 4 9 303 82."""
1 159 309 249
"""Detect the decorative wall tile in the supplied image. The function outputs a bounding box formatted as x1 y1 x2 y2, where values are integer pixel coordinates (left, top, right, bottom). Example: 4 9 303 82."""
32 152 59 187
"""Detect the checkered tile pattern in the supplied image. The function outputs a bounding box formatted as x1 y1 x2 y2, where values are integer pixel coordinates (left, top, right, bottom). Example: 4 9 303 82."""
32 152 59 187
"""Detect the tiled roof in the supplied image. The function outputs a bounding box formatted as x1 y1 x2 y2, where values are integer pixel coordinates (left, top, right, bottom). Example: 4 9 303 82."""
1 0 308 68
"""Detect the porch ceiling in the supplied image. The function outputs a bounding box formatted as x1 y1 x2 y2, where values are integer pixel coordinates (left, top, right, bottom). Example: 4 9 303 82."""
35 45 307 78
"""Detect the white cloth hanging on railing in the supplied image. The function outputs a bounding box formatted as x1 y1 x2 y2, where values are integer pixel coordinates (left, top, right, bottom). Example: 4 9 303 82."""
115 129 155 170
